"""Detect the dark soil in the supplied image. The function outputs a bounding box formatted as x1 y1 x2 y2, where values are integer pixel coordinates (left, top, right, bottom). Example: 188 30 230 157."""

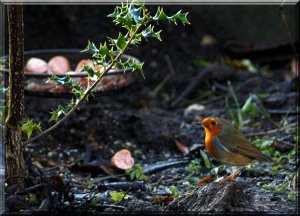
3 4 298 214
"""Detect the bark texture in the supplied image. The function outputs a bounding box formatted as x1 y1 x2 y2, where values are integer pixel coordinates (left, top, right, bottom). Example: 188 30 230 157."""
5 5 27 187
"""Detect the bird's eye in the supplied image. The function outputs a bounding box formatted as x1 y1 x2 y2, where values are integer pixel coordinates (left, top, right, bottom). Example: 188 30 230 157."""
211 121 216 125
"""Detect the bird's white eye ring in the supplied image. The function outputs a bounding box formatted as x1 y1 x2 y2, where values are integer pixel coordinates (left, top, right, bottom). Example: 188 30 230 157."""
211 121 216 125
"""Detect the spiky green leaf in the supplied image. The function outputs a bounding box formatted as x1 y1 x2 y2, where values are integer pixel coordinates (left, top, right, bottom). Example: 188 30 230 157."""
98 42 114 58
129 5 142 24
82 40 99 52
132 62 145 78
22 119 42 139
116 33 127 51
153 7 168 22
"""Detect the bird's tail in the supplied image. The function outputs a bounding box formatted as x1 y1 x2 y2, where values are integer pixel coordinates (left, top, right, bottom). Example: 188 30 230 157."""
257 153 293 171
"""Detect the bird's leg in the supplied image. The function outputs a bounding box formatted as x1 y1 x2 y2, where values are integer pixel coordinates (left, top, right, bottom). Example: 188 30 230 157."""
215 167 242 184
226 167 242 180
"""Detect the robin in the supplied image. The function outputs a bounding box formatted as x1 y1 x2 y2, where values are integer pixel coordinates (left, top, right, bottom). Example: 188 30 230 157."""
200 117 292 181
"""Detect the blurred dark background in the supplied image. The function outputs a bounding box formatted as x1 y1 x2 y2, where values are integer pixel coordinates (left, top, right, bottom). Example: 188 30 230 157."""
3 5 296 55
1 4 298 92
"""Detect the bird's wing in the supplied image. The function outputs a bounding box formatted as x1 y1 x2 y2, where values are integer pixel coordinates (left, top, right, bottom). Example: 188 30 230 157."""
217 129 291 170
217 127 262 156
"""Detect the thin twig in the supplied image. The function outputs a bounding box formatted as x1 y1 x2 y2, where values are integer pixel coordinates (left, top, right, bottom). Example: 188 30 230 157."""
164 54 176 79
42 164 71 172
16 183 49 195
276 139 295 147
279 3 297 55
170 65 234 107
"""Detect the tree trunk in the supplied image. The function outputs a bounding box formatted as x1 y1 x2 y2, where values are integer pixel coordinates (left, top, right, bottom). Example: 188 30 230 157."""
5 5 27 187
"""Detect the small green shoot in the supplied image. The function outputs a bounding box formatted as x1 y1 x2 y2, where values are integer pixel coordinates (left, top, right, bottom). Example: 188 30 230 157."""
186 159 201 175
0 59 5 70
110 191 128 202
200 150 211 169
288 191 295 201
262 183 274 191
211 164 226 176
262 182 288 195
221 57 257 73
29 193 39 205
125 164 147 181
226 81 244 130
240 59 258 73
194 59 214 68
275 182 288 194
86 197 98 211
166 185 181 197
244 163 255 171
241 96 261 117
280 116 292 134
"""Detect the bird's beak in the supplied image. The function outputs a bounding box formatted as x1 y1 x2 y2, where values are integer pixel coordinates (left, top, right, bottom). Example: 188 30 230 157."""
201 121 209 128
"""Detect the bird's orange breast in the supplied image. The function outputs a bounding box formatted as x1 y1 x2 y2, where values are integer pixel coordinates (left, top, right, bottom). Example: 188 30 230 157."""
204 128 220 159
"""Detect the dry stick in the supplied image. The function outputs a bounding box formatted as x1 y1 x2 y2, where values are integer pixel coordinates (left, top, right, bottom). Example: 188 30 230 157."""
170 65 234 108
42 164 71 172
23 18 146 147
164 54 176 79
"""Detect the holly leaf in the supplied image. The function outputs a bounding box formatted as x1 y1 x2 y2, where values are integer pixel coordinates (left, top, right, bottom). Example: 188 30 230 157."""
98 42 114 58
153 7 168 22
116 13 133 30
116 33 127 51
22 119 42 139
170 11 190 25
129 5 143 24
50 105 69 122
142 25 162 42
132 62 145 78
48 75 72 86
82 40 99 52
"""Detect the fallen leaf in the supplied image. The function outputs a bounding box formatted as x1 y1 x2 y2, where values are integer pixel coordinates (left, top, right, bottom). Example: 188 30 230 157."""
111 149 135 170
285 57 298 80
151 195 174 203
197 176 213 186
171 137 189 156
201 34 217 47
163 196 175 203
